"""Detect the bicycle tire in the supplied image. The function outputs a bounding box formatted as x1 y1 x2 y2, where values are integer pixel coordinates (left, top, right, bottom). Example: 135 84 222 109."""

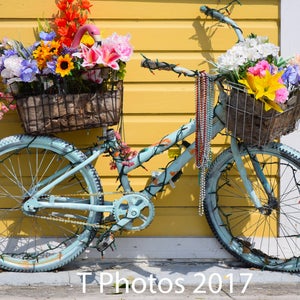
0 135 103 272
205 142 300 272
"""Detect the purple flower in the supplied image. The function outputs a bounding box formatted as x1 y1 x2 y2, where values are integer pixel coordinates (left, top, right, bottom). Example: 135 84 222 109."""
3 49 17 58
61 45 76 56
43 60 57 75
39 31 56 41
20 60 39 82
282 65 300 85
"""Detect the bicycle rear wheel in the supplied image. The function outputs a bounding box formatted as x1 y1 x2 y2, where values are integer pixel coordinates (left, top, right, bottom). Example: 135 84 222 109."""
205 142 300 272
0 135 103 272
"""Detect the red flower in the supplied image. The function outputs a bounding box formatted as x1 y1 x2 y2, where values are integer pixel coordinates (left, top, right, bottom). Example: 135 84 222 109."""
60 36 73 47
54 18 67 27
54 0 91 46
56 0 67 11
78 14 88 26
80 0 92 13
68 21 77 33
65 9 79 22
57 26 69 37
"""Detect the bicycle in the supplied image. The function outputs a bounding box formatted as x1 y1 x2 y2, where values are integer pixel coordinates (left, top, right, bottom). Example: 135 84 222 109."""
0 5 300 273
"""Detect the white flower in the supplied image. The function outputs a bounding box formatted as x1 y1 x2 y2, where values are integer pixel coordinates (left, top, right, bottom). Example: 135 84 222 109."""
256 36 269 44
257 43 279 58
216 36 279 73
1 55 24 83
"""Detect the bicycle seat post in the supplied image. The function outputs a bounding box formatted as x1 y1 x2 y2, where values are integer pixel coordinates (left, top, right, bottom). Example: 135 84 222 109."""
106 128 116 141
102 126 108 138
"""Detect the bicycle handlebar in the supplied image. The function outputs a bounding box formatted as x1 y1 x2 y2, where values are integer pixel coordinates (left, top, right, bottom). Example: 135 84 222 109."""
200 5 244 42
141 5 244 75
140 57 198 77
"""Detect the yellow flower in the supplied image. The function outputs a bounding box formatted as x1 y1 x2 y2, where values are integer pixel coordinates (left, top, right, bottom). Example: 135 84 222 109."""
239 70 285 112
238 73 257 96
48 40 61 56
33 40 61 70
80 33 95 47
56 54 74 77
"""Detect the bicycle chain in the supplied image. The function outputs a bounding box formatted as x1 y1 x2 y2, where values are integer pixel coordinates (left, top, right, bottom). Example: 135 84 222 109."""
25 191 126 229
25 190 151 230
28 212 103 228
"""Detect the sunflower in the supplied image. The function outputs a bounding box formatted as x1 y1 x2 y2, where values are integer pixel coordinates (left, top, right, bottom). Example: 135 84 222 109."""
56 54 75 77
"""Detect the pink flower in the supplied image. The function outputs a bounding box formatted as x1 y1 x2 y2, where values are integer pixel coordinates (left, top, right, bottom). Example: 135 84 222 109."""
73 44 102 68
96 44 121 70
114 131 121 140
81 69 103 84
110 161 117 170
110 131 137 169
9 104 17 110
103 33 133 62
122 161 135 167
1 104 9 113
248 60 270 77
72 33 132 71
275 87 289 103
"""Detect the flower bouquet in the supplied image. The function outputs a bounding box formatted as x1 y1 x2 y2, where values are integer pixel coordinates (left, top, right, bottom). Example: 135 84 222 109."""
215 34 300 146
0 0 133 134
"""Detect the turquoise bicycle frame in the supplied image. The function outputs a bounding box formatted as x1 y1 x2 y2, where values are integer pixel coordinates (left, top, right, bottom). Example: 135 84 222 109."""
23 88 264 215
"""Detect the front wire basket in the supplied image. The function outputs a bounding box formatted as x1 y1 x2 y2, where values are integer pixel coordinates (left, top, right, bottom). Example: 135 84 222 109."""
225 82 300 146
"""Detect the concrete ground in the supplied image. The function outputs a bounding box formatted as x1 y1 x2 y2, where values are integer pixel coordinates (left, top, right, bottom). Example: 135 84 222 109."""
0 257 299 299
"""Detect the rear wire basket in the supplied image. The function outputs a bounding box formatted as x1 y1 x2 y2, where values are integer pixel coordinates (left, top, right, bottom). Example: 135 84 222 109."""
225 83 300 146
11 68 123 135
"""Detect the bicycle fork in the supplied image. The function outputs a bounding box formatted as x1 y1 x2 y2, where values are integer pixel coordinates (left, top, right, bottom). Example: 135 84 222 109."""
230 138 277 214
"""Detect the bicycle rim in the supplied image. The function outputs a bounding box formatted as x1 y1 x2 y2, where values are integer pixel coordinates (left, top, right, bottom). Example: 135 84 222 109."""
205 142 300 272
0 135 102 272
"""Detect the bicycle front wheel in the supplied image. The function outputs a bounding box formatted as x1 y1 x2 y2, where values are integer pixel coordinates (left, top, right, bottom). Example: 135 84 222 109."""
0 135 103 272
205 142 300 272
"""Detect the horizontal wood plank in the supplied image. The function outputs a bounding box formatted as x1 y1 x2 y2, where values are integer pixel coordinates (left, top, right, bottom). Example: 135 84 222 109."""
0 20 278 52
0 112 230 146
115 207 213 237
0 0 279 20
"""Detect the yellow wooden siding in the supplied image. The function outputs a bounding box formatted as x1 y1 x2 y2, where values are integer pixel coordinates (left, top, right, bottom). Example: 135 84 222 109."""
0 0 279 237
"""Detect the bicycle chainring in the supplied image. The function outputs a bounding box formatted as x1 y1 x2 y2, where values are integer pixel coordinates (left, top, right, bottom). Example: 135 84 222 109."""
113 193 155 231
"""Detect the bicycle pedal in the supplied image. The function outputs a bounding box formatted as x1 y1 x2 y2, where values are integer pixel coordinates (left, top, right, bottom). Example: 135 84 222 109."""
96 233 115 252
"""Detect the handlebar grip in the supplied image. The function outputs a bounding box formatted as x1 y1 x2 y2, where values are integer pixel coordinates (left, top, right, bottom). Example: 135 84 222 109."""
200 6 227 23
141 59 177 71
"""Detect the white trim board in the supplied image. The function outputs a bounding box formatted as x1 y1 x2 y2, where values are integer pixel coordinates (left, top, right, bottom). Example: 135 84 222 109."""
280 0 300 149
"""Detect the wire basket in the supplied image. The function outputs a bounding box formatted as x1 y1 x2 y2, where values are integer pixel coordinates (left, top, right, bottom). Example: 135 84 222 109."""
11 68 123 135
225 83 300 146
